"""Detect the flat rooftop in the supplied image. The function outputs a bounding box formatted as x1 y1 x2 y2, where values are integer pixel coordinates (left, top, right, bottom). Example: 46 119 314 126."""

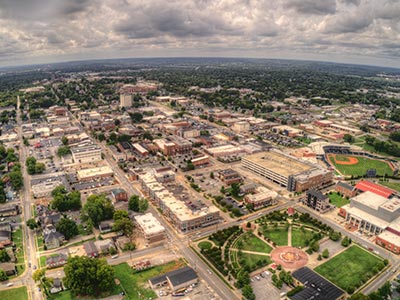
352 191 392 211
134 213 165 236
344 204 389 229
243 150 313 177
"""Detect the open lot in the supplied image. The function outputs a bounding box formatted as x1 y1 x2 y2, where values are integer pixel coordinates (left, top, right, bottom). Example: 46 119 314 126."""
328 192 350 208
113 260 186 300
315 245 384 292
327 154 394 177
0 286 28 300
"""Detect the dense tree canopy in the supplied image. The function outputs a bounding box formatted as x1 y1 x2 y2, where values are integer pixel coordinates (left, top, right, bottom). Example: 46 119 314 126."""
64 256 115 297
82 194 115 226
51 186 81 212
56 217 79 240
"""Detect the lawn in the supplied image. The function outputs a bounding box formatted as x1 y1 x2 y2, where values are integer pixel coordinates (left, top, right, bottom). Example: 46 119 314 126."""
114 259 185 300
315 246 384 292
238 252 271 271
12 228 25 274
328 155 394 177
328 192 350 208
0 286 28 300
291 227 316 248
198 241 212 250
234 232 272 253
380 181 400 192
36 235 44 252
48 291 73 300
262 226 288 246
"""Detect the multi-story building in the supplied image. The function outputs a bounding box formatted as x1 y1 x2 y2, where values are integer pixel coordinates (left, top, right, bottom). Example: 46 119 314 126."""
242 150 333 192
139 171 220 232
232 121 250 133
120 94 132 108
303 189 331 213
70 144 102 163
335 181 357 198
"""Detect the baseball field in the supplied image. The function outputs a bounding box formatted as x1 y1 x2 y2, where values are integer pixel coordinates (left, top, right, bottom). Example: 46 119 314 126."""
327 154 394 177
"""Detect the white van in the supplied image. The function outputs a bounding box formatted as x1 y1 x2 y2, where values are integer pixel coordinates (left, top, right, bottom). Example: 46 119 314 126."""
6 282 13 287
111 254 119 259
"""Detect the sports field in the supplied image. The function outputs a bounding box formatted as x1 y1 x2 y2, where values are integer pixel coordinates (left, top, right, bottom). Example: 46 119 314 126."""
315 245 384 293
327 154 394 177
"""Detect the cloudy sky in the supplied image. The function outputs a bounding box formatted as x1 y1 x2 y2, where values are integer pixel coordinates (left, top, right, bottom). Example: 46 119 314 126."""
0 0 399 68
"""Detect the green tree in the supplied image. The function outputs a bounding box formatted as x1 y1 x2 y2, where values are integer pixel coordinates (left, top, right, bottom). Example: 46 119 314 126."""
0 250 10 262
129 112 143 123
56 218 79 240
9 169 23 190
128 195 140 212
82 194 115 226
27 218 38 230
343 134 355 144
57 146 71 157
242 284 256 300
64 256 115 297
322 248 329 258
231 182 241 197
113 218 134 236
0 269 7 281
139 198 149 212
113 210 129 221
0 185 6 204
61 136 68 145
51 187 81 212
341 236 350 247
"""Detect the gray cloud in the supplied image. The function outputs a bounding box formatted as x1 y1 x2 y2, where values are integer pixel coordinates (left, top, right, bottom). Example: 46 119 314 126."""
286 0 336 15
0 0 398 67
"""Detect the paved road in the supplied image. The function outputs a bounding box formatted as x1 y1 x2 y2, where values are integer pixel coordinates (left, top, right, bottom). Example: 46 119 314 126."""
0 96 44 300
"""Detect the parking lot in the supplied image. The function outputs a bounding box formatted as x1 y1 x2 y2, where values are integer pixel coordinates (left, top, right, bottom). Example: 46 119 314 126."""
251 271 289 300
155 279 218 300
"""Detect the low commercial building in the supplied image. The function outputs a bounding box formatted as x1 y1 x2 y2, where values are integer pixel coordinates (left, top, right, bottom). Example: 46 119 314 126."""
32 179 63 198
191 155 210 167
77 166 113 182
149 266 198 292
134 213 166 244
217 169 242 185
242 150 333 192
232 121 250 133
291 267 345 300
111 189 128 202
71 144 102 163
205 144 244 157
244 187 277 210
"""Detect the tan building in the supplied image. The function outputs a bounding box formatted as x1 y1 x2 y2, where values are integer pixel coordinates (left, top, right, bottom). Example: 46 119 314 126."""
244 187 277 210
77 166 114 182
134 213 166 244
120 94 132 108
71 144 102 163
242 150 333 192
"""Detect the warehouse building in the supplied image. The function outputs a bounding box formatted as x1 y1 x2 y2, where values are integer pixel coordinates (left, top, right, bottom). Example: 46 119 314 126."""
241 150 333 192
149 266 198 292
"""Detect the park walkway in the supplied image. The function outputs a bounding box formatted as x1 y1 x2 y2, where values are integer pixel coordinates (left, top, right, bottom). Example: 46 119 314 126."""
230 249 271 257
288 225 292 247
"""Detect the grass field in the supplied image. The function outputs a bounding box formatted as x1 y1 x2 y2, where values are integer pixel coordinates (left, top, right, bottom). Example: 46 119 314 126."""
114 260 185 300
380 181 400 192
315 246 384 292
0 286 28 300
238 252 271 271
234 232 272 253
262 226 288 246
328 192 350 208
12 228 25 274
328 155 394 177
198 241 212 250
291 227 315 248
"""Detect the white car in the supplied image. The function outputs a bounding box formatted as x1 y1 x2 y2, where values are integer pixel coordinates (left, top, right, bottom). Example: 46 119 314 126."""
6 283 13 287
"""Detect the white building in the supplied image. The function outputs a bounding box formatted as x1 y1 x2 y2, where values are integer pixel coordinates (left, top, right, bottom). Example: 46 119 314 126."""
134 213 166 244
71 144 102 163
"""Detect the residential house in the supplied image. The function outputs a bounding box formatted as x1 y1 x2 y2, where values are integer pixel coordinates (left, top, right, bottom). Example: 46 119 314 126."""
46 253 68 269
50 278 63 294
0 262 16 276
84 241 98 258
44 232 65 249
